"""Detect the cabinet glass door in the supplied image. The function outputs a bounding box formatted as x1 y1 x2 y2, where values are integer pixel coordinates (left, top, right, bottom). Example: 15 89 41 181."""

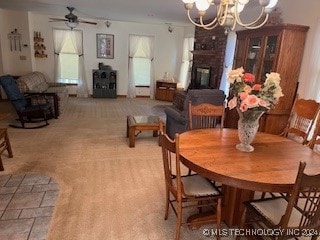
261 35 278 81
245 37 262 76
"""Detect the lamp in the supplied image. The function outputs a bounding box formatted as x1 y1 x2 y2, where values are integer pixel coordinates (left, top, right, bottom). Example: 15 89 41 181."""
182 0 278 32
66 21 78 30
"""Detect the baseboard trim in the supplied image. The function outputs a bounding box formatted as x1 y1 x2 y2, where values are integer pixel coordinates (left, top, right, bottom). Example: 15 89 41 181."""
87 95 151 99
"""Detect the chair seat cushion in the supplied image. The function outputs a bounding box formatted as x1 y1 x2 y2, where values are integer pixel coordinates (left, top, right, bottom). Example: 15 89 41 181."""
250 197 302 227
174 175 220 197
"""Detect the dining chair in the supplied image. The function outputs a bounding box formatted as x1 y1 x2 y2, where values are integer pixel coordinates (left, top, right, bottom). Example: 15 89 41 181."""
160 132 222 240
187 100 225 177
239 161 320 240
308 113 320 151
281 98 320 144
0 128 13 171
188 100 225 130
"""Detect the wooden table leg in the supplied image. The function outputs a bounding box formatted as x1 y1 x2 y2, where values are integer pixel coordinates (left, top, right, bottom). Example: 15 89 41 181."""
187 211 217 229
153 130 158 137
222 185 254 227
129 126 135 148
0 156 4 171
126 116 129 138
4 129 13 158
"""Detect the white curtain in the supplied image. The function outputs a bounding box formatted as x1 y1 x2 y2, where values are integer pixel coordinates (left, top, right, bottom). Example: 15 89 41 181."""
127 36 140 98
219 31 237 97
69 30 89 98
303 18 320 141
179 37 194 90
53 29 68 82
304 18 320 102
127 35 155 99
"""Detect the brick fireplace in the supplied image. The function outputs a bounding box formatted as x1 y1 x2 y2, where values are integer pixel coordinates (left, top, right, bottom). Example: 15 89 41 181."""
191 26 227 89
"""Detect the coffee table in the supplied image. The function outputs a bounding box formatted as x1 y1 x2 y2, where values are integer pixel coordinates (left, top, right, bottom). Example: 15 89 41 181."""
126 115 163 148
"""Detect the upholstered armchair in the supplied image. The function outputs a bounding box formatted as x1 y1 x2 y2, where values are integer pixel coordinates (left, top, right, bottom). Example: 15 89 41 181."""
164 89 226 139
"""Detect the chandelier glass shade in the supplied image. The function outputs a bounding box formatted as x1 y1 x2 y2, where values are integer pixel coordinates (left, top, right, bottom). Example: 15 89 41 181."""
182 0 278 31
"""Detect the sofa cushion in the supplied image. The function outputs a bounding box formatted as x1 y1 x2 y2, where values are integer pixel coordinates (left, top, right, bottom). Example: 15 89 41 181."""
17 71 49 92
35 81 49 92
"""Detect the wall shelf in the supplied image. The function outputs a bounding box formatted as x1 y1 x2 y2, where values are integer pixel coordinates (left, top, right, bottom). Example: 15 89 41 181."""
34 32 47 58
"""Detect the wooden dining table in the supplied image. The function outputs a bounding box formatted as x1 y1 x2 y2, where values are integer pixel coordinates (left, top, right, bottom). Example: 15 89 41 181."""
179 128 320 227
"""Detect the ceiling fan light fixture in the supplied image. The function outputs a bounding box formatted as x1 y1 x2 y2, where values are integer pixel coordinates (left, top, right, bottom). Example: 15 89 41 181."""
66 21 78 29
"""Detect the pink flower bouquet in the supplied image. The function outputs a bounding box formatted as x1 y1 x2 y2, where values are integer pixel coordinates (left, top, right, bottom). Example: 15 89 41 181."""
227 67 283 113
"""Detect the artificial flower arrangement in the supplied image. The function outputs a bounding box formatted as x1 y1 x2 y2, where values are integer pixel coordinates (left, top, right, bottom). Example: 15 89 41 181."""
227 67 284 113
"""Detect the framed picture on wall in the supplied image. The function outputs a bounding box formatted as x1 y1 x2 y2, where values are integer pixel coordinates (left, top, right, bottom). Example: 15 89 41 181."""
96 34 114 59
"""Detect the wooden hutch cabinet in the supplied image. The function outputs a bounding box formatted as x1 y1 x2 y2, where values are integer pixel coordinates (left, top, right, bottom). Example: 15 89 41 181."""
225 24 309 134
155 81 177 102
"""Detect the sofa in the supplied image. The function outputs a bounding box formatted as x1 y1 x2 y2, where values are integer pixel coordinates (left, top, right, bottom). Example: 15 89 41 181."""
164 89 226 139
16 72 68 118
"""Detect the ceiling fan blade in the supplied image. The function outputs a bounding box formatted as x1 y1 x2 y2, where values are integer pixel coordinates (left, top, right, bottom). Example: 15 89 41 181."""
49 18 67 22
78 20 97 25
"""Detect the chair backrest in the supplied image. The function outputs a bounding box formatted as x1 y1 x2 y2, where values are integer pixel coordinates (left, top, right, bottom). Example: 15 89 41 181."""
283 98 320 144
188 100 225 130
281 161 320 234
160 132 182 200
309 113 320 150
181 89 226 117
0 75 28 111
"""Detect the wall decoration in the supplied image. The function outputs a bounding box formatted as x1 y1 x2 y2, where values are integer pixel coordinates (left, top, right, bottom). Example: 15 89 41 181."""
96 34 114 59
8 29 22 51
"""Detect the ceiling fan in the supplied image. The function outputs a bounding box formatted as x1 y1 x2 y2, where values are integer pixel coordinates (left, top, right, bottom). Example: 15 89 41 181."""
49 6 97 29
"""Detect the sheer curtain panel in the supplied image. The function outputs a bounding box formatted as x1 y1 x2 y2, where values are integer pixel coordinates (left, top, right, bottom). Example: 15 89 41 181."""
179 37 194 90
53 29 68 83
69 30 89 98
127 35 154 99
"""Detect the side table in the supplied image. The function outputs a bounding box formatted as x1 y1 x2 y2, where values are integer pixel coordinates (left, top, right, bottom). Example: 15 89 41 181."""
126 115 163 148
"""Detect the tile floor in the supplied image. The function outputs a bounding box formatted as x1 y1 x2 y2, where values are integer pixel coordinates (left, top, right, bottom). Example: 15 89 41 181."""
0 173 59 240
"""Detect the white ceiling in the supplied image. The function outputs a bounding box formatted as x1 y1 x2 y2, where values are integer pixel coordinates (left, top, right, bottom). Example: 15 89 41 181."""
0 0 197 26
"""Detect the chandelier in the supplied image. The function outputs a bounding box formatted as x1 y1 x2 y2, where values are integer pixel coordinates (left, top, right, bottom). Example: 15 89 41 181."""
181 0 278 32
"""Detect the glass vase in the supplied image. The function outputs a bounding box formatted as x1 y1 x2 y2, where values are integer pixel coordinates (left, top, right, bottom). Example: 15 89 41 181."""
236 108 265 152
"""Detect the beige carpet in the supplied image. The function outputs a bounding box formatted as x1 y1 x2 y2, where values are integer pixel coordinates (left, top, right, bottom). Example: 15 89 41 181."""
0 98 224 240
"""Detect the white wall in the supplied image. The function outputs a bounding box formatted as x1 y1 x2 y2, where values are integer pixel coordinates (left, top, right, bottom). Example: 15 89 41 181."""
0 10 194 96
0 9 32 76
4 3 317 99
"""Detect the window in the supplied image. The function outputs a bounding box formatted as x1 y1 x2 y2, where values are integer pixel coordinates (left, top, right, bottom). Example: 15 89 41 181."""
132 42 151 87
59 32 79 84
128 35 154 98
132 58 151 87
